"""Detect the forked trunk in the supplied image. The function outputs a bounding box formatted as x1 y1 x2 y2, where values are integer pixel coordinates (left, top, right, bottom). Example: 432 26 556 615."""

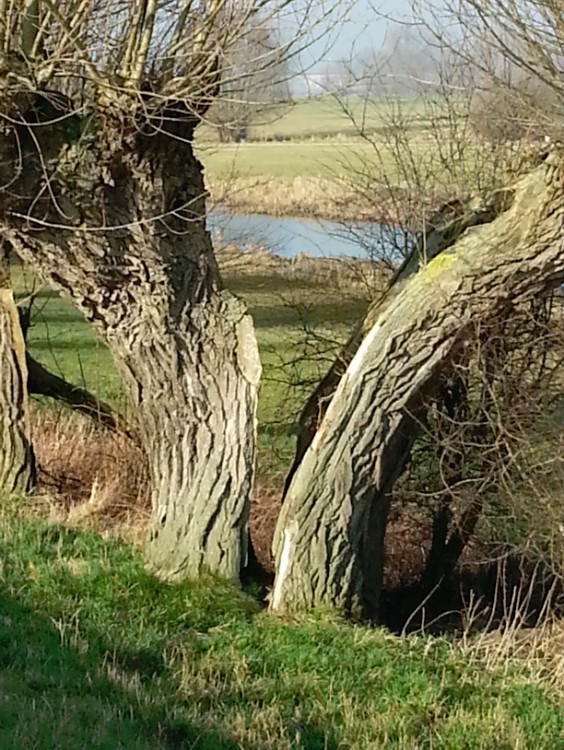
0 261 35 493
0 97 260 581
271 152 564 619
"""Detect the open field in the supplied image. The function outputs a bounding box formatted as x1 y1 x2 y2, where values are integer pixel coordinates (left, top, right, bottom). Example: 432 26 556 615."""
199 141 359 181
199 95 435 143
196 95 510 220
197 96 432 219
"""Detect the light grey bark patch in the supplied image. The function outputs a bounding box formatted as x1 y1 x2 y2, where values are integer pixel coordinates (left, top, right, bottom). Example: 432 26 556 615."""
0 285 35 494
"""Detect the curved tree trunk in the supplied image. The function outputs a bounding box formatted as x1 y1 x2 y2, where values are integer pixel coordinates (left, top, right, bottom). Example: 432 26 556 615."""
284 190 512 493
0 97 260 581
271 152 564 619
0 262 35 493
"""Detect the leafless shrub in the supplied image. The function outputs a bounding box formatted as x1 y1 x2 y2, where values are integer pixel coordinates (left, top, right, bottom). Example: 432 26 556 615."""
326 43 525 274
393 293 564 594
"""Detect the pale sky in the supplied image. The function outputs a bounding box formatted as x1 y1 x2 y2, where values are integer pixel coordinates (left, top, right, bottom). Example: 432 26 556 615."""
291 0 422 94
303 0 417 71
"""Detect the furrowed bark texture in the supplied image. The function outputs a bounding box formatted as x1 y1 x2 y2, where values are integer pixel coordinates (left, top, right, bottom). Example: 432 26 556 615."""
0 95 260 580
271 153 564 619
0 265 35 493
285 191 513 493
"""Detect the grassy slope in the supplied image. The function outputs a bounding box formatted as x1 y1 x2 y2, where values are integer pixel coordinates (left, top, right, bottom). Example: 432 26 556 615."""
0 505 562 750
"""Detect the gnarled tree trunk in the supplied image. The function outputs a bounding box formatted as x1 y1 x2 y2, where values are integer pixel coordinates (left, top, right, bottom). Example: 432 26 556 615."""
0 95 260 581
271 152 564 619
0 259 35 493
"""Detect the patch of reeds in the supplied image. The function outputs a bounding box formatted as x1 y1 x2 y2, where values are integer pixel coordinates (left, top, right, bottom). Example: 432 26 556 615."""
208 175 390 222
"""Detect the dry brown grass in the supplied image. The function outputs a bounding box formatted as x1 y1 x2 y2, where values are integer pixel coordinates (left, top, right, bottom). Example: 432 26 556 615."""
249 481 281 574
30 406 285 565
31 408 150 544
216 243 389 319
216 241 387 293
462 613 564 702
208 175 390 222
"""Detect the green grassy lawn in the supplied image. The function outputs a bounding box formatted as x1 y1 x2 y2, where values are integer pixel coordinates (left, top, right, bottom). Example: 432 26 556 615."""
198 141 347 180
196 95 435 184
197 135 435 183
0 504 561 750
199 95 433 142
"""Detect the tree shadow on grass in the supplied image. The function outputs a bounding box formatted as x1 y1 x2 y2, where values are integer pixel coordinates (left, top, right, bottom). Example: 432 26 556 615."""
249 302 363 330
0 589 242 750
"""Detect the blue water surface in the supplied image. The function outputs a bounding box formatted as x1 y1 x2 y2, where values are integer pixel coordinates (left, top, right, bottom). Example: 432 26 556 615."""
208 211 408 261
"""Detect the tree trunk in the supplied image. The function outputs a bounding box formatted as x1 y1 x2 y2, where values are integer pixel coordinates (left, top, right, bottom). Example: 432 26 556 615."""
0 96 260 581
271 151 564 619
284 191 512 493
0 262 35 493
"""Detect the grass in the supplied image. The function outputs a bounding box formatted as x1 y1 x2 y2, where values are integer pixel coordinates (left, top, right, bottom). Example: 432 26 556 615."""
0 502 562 749
5 255 564 749
196 95 436 221
197 96 435 184
199 141 347 181
199 95 434 143
13 251 373 483
197 94 518 221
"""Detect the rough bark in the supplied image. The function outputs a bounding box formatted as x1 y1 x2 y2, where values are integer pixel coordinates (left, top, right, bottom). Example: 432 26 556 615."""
284 190 514 494
271 151 564 619
0 94 260 581
0 263 35 493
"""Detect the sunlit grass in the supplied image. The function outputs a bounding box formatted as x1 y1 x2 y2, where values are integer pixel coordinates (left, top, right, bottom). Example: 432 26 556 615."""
197 95 433 143
0 505 561 749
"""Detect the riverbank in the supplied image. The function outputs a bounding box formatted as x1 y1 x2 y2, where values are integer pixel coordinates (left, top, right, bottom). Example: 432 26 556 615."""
206 175 382 222
205 174 448 226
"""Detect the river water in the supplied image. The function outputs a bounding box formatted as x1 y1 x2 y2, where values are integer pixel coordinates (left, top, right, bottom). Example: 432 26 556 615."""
208 211 407 260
